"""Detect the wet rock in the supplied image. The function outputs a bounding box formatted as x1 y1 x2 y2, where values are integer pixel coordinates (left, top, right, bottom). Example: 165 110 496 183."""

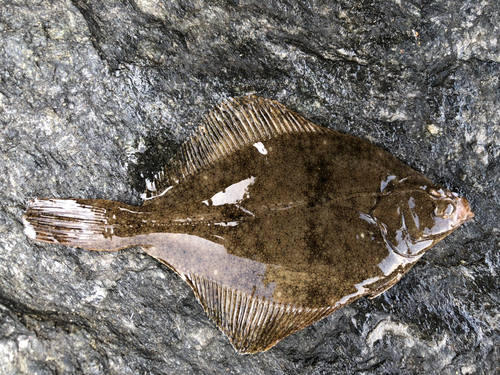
0 0 498 374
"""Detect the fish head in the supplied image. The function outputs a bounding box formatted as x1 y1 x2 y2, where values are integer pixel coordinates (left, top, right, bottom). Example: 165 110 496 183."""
372 185 474 257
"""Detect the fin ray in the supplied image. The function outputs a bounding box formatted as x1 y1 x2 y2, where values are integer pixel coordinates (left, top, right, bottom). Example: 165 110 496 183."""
23 198 107 247
145 96 327 199
186 273 336 354
23 198 134 251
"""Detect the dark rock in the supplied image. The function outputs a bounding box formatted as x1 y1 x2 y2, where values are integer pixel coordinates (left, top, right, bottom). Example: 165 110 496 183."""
0 0 498 374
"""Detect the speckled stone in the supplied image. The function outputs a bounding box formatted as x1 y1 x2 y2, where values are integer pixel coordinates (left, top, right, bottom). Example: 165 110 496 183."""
0 0 498 374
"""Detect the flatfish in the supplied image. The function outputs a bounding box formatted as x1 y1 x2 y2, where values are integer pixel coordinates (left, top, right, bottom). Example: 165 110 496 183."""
23 96 474 354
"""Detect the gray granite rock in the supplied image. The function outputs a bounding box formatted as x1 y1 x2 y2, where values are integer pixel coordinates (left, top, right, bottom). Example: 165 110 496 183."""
0 0 498 374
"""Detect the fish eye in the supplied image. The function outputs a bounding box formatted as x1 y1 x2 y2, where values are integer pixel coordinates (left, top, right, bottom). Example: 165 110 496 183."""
435 202 456 219
443 203 455 218
429 188 444 198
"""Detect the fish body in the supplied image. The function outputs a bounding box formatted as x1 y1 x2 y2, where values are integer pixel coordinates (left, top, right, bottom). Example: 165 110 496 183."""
23 96 473 353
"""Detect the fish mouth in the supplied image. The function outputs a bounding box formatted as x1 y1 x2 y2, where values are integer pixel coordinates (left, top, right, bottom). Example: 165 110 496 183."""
456 196 474 223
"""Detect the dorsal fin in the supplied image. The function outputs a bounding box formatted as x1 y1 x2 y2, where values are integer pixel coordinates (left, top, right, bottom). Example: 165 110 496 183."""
145 95 326 199
186 273 337 354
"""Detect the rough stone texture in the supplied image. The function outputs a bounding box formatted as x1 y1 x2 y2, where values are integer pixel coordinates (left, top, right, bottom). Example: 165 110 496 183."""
0 0 498 374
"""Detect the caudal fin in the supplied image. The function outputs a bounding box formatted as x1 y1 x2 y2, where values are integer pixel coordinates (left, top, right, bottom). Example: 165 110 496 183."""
23 198 118 250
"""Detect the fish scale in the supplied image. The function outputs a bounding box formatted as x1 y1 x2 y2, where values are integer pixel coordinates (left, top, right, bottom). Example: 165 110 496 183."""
23 95 473 354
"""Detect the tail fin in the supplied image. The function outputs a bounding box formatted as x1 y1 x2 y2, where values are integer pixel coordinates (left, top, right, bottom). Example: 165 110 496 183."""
23 198 119 250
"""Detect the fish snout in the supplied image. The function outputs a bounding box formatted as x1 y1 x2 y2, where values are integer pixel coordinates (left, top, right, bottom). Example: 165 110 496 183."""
456 196 474 223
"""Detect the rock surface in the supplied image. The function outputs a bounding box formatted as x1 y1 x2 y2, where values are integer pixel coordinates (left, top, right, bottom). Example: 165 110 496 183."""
0 0 498 374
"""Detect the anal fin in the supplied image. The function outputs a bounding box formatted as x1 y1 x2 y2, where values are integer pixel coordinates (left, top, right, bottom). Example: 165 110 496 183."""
186 273 336 354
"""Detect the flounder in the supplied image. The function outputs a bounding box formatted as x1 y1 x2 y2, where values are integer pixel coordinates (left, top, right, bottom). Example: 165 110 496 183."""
23 96 473 354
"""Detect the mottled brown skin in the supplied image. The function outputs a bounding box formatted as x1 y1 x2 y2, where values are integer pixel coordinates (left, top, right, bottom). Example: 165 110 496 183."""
23 96 474 353
25 131 472 307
